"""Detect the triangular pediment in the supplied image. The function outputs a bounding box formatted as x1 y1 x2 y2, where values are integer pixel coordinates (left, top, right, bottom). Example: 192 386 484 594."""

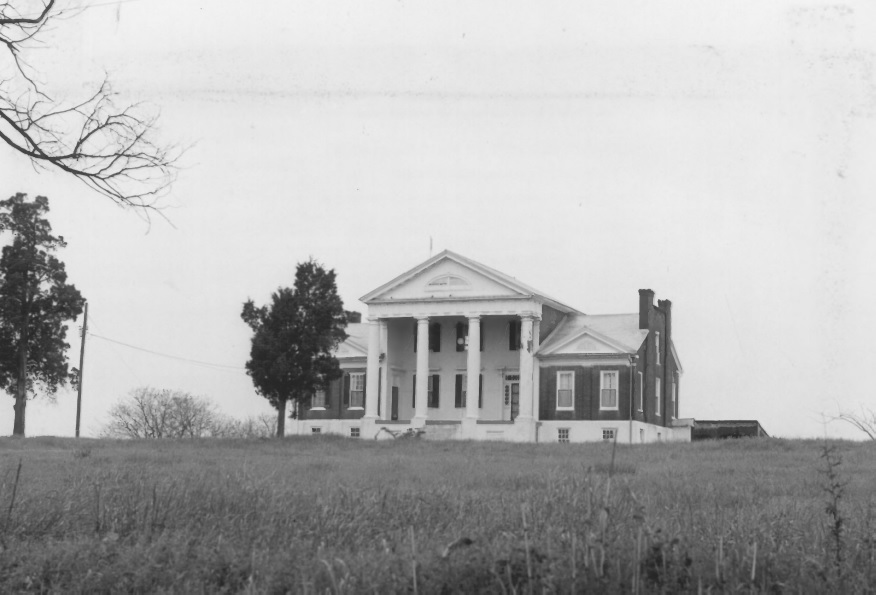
335 337 367 359
539 329 630 356
361 252 532 303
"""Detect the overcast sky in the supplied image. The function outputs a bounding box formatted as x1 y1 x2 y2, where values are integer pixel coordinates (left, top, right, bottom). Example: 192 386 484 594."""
1 0 874 439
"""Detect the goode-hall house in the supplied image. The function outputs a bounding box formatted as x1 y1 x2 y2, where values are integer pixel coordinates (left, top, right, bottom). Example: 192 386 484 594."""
293 251 691 443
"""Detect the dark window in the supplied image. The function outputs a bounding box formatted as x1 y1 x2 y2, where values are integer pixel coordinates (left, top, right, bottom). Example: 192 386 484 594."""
509 319 520 350
456 321 485 352
455 374 465 408
428 374 440 408
429 323 441 352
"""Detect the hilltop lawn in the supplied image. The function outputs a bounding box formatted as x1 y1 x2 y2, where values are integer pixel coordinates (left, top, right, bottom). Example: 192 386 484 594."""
0 436 873 593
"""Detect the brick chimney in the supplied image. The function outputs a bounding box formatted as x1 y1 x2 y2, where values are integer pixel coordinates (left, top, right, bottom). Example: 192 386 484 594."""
657 298 673 417
657 299 672 348
638 289 654 329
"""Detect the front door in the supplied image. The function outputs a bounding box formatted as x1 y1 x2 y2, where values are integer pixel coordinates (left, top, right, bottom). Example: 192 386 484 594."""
503 377 520 421
391 387 399 421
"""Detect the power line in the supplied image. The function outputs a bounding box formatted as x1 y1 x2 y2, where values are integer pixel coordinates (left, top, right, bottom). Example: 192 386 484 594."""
87 332 247 372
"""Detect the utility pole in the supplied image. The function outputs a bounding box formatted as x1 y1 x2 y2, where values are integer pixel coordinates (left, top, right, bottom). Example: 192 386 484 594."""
75 302 87 438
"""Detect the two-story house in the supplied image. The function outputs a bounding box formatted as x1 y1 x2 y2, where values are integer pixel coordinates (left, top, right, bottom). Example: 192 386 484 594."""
294 250 691 443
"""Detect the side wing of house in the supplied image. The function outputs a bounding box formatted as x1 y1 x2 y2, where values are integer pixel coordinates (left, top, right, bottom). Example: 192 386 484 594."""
300 323 369 424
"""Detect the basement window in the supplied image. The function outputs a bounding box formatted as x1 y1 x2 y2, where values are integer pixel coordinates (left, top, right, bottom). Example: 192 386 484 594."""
558 428 570 443
350 427 360 438
311 427 322 434
602 428 617 442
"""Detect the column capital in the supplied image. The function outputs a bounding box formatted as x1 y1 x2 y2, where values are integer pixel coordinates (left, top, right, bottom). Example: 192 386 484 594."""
467 314 481 321
367 316 382 323
414 315 430 323
519 313 540 322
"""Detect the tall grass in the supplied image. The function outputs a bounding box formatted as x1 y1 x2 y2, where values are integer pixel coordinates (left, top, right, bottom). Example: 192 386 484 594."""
0 436 873 593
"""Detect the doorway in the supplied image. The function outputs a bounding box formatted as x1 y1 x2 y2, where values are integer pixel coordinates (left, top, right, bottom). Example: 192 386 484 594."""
391 386 399 421
503 375 520 421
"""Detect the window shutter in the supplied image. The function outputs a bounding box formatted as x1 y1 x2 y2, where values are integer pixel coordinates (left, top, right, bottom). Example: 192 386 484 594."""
456 323 465 352
455 374 463 408
343 374 350 407
430 323 441 352
432 374 440 408
412 374 416 408
377 373 382 417
478 374 483 408
324 379 332 408
413 323 417 352
509 320 519 350
480 322 484 351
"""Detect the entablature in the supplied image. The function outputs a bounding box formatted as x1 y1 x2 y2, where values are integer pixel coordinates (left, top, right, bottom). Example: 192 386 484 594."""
366 298 543 320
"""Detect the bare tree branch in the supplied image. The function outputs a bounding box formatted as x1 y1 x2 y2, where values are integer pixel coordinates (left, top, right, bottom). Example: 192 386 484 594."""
1 1 178 208
832 405 876 441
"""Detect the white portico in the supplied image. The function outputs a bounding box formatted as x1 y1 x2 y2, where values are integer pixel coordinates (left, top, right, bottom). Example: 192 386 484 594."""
357 251 577 442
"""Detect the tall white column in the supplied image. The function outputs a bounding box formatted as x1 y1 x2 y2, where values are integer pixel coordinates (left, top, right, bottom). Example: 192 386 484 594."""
531 317 541 422
379 319 389 419
465 316 481 420
517 315 535 421
364 317 381 419
413 316 430 425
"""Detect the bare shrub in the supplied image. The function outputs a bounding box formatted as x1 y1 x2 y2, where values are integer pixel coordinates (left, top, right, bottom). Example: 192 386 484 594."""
101 387 221 439
210 413 276 439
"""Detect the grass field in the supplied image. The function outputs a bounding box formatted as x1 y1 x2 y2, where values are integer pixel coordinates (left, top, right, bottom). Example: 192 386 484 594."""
0 436 873 593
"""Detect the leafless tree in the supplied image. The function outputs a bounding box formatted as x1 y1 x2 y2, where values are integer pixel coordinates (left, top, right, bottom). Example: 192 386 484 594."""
1 1 177 207
835 406 876 441
102 387 221 439
211 413 276 439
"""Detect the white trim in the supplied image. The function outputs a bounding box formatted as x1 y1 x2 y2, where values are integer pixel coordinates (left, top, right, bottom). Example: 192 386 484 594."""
556 371 575 411
539 327 638 356
539 355 632 368
655 332 661 366
349 372 365 408
599 370 619 410
637 372 643 412
360 250 580 314
655 377 662 416
347 407 364 411
309 407 326 411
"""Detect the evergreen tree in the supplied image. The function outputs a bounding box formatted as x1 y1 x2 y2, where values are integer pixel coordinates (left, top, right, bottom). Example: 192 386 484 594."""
241 259 348 437
0 193 85 436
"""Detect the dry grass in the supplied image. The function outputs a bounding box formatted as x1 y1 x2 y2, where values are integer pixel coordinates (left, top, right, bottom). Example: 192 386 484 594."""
0 436 873 593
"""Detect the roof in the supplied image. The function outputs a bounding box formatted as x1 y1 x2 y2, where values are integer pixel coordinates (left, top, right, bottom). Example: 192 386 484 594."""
539 313 649 355
360 250 581 314
334 323 368 360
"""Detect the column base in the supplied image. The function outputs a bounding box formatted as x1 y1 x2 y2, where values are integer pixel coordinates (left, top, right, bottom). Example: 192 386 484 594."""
512 416 537 442
359 416 379 439
410 416 427 428
460 417 480 440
